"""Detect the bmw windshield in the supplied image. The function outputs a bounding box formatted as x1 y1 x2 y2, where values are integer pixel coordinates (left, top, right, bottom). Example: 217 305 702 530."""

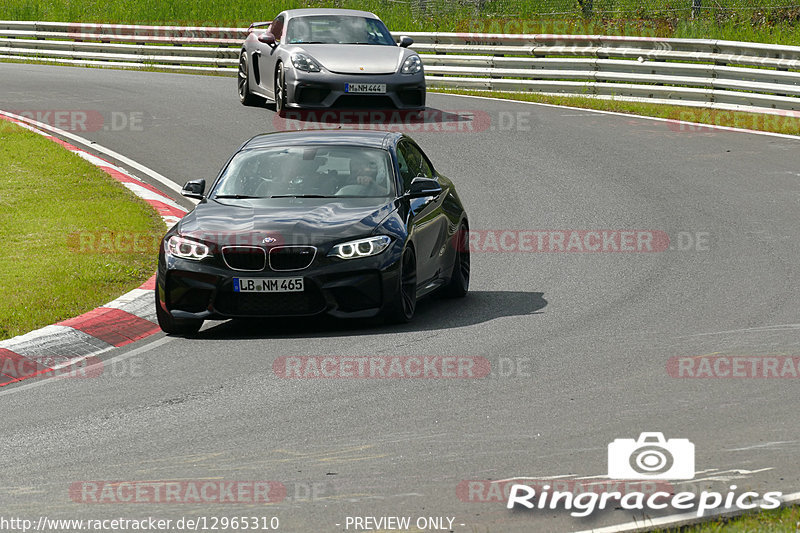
212 145 396 199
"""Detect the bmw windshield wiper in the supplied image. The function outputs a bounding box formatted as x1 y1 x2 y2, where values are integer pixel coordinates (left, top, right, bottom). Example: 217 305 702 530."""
269 194 332 198
214 194 263 199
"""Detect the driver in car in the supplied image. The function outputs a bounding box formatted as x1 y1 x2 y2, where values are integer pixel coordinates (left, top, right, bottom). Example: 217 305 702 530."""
348 156 384 195
269 156 324 195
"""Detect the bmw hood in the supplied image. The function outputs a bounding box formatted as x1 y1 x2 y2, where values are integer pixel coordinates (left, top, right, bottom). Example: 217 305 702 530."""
178 199 396 248
296 44 406 74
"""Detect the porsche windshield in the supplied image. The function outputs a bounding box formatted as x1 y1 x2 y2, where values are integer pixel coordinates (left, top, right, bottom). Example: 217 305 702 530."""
286 15 396 45
213 145 396 199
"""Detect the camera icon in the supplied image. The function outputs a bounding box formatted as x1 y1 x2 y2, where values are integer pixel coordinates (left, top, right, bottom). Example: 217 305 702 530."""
608 432 695 480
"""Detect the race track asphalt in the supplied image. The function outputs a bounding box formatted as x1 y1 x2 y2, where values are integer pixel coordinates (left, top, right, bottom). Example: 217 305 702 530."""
1 62 799 532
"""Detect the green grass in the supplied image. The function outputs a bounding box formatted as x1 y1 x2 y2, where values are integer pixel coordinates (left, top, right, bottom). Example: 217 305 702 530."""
2 0 800 45
432 88 800 136
0 121 165 340
654 504 800 532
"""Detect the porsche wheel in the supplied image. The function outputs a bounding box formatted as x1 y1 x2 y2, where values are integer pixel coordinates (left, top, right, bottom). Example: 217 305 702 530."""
238 52 262 106
275 62 287 116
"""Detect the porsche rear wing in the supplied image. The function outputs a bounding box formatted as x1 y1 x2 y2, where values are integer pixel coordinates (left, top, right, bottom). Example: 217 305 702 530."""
248 21 272 32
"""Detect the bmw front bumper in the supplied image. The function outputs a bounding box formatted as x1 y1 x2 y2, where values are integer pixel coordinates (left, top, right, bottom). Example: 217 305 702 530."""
156 248 403 321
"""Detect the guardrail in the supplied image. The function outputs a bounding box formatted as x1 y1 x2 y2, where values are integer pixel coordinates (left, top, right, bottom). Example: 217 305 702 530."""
2 20 799 115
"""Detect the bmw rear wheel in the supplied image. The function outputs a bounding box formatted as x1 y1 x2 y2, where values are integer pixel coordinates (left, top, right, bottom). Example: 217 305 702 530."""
442 222 470 298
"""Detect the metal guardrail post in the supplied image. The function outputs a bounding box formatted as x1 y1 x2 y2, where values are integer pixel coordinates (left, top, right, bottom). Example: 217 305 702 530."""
692 0 702 19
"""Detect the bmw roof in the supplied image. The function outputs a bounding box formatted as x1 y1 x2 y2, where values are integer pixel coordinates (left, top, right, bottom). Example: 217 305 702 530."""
241 130 404 151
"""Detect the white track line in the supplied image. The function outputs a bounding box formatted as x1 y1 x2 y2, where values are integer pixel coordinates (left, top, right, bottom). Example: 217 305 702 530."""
0 108 189 391
0 336 174 397
434 91 800 142
0 109 194 200
439 90 800 533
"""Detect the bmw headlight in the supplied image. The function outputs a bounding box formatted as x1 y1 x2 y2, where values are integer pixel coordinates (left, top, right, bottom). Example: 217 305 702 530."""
166 235 211 260
329 236 392 260
291 52 322 72
401 55 422 75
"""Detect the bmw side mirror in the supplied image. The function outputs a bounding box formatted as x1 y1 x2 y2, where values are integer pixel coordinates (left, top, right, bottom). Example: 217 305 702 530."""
398 36 414 48
406 177 441 198
258 32 277 47
181 179 205 200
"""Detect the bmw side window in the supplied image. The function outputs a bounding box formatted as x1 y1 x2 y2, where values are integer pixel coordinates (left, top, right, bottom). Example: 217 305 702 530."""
413 145 435 179
399 142 434 191
396 143 417 191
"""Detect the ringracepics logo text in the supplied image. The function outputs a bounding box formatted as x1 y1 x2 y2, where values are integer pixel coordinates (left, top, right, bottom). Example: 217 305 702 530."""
505 434 785 517
506 483 783 517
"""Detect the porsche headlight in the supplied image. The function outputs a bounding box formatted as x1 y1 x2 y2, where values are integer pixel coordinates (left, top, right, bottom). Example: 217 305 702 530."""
401 55 422 75
291 52 322 72
329 236 392 260
166 236 211 260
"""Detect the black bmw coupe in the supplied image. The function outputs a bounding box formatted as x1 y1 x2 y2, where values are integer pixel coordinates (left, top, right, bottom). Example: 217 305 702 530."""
156 130 469 334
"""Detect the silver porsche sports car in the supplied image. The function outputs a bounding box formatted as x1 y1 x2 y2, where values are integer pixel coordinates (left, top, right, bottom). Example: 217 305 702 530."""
238 9 426 113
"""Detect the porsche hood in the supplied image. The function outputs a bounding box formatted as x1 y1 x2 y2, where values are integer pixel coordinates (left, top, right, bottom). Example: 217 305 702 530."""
291 44 406 75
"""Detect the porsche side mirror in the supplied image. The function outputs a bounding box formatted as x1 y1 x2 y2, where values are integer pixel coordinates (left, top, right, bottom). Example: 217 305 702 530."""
398 36 414 48
258 33 276 47
181 179 205 199
406 177 441 198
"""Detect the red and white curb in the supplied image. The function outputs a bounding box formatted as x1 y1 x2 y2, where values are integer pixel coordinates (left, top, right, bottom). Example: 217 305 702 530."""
0 111 187 387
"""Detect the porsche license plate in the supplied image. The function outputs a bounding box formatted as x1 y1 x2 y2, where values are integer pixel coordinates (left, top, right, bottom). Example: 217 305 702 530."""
234 277 304 293
345 83 386 94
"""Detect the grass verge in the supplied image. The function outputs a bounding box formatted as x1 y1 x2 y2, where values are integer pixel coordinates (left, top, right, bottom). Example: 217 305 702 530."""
2 0 800 45
654 504 800 532
0 120 165 340
432 89 800 137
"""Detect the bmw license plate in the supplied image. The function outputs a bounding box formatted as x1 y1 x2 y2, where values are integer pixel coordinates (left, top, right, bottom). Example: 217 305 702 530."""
345 83 386 94
234 277 304 293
